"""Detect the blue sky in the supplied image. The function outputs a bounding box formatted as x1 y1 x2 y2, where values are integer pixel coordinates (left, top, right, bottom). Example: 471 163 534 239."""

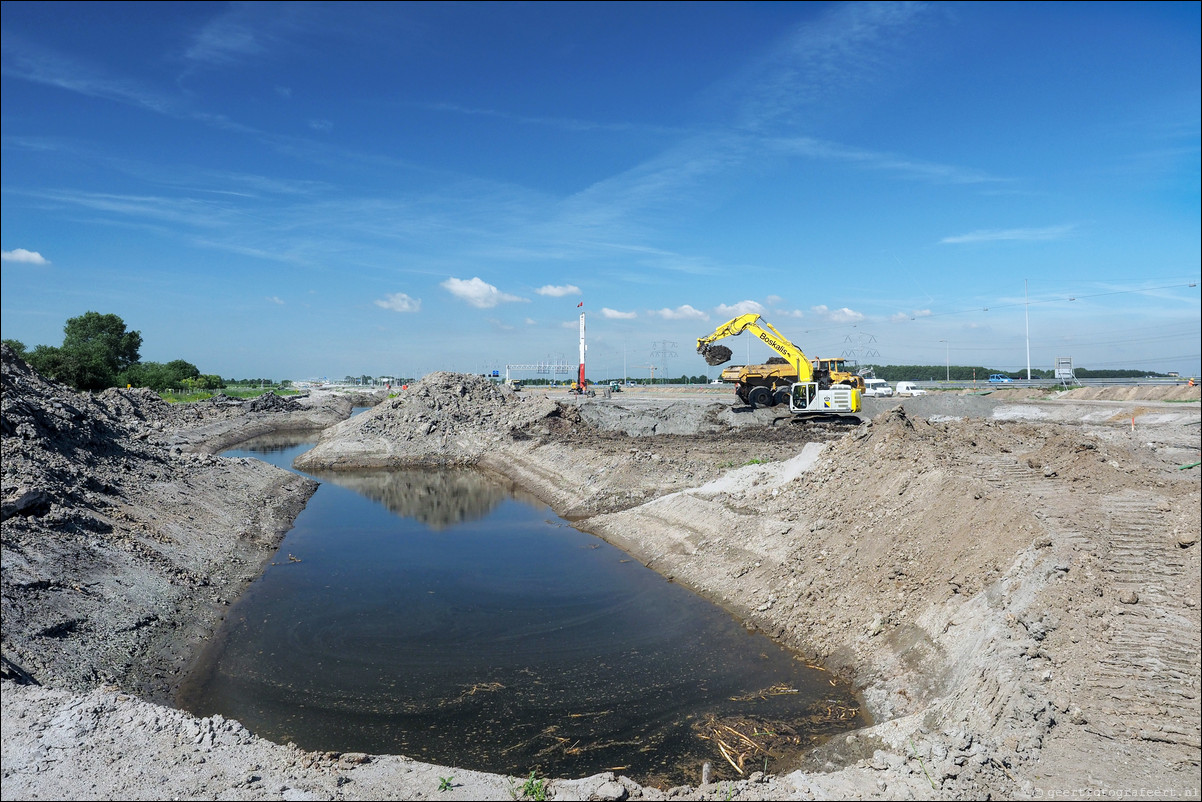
2 1 1199 382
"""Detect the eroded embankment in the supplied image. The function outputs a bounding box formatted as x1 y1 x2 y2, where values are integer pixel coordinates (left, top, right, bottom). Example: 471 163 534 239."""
294 372 1202 798
0 346 360 701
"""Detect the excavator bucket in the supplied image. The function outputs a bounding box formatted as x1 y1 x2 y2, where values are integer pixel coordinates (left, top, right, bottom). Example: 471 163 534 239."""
700 344 733 366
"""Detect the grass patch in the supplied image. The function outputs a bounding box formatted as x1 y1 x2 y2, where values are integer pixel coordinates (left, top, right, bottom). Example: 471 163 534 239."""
508 771 547 801
160 388 301 404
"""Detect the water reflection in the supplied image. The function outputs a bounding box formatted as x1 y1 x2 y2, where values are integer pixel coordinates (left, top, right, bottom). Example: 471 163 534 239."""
181 437 862 787
309 468 539 529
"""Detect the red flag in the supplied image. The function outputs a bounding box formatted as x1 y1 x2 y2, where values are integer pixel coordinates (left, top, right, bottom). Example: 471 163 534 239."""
577 301 584 307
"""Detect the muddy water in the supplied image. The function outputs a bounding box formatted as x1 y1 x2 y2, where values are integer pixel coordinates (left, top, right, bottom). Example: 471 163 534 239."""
178 433 861 786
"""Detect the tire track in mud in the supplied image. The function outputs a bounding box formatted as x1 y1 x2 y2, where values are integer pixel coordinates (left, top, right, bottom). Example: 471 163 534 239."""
971 453 1201 754
1089 490 1201 751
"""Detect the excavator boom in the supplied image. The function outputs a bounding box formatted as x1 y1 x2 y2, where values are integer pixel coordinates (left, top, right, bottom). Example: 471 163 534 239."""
696 314 814 383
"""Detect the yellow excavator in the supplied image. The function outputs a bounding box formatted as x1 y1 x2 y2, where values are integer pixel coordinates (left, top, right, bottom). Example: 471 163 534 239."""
697 314 861 415
812 357 866 392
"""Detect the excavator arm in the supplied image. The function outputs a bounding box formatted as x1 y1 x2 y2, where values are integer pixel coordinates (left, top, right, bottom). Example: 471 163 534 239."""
696 314 815 383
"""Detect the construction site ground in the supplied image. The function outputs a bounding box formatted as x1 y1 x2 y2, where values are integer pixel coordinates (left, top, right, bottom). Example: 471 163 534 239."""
2 346 1199 801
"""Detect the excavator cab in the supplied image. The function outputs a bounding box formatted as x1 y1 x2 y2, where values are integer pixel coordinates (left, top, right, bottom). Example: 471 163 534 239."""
789 381 862 417
790 382 819 410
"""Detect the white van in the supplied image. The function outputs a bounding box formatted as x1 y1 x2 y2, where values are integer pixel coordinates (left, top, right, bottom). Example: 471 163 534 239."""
895 381 927 396
863 379 893 397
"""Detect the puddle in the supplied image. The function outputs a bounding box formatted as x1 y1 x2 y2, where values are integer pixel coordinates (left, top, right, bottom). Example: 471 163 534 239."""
177 434 862 786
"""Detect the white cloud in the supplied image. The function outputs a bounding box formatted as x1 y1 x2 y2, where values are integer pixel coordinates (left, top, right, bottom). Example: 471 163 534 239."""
940 225 1076 244
714 300 765 318
266 296 285 305
1 248 50 265
812 305 864 323
601 307 637 319
828 307 865 323
441 277 526 309
535 284 582 297
375 292 422 313
524 318 537 325
655 304 708 321
308 119 334 132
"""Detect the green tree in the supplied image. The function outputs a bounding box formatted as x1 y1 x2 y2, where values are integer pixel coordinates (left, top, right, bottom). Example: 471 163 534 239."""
63 312 142 370
50 312 143 390
25 344 66 380
118 359 201 391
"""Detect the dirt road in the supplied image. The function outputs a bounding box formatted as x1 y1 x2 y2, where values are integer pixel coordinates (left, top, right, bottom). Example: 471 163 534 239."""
3 352 1199 800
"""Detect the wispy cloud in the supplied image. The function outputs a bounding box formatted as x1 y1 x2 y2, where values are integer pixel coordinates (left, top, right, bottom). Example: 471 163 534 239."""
374 292 421 313
731 2 932 131
775 137 1005 185
26 188 234 228
441 277 526 309
940 225 1077 244
185 17 267 67
426 102 685 136
266 296 285 305
601 307 637 320
655 304 708 321
181 3 318 71
1 248 50 265
1 34 178 115
535 284 582 297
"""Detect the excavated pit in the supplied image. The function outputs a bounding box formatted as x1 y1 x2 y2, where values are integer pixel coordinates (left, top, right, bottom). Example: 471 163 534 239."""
3 353 1199 800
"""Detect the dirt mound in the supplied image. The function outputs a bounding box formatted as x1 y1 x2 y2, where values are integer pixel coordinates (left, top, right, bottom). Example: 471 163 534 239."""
245 391 303 413
576 399 732 436
295 372 561 470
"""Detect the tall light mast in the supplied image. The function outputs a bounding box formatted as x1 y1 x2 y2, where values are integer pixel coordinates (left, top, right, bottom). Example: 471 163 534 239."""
578 304 586 387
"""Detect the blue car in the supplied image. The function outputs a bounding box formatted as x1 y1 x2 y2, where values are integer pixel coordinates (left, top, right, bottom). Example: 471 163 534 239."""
989 374 1013 383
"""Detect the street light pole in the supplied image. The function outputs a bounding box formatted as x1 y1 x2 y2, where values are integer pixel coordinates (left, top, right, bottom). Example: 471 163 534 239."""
940 339 949 381
1024 279 1032 380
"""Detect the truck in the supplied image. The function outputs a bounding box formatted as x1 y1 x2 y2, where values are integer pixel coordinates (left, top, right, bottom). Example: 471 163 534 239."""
696 313 861 417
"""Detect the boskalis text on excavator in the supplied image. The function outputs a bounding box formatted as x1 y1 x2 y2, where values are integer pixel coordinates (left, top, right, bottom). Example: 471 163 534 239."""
697 313 862 417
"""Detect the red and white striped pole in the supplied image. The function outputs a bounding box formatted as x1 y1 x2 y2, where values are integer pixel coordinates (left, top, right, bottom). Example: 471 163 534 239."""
577 302 586 387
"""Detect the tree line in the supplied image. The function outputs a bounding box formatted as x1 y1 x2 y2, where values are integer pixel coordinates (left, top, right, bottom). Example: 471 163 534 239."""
3 311 224 393
859 364 1176 381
